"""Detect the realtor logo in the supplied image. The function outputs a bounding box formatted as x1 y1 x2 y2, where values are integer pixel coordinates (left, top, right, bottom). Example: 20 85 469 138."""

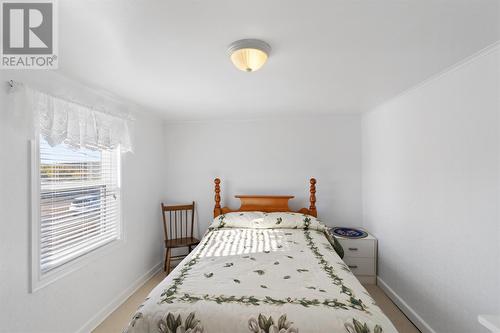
1 0 58 69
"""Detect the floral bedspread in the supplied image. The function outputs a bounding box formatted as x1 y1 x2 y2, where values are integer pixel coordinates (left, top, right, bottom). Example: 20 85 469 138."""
124 222 397 333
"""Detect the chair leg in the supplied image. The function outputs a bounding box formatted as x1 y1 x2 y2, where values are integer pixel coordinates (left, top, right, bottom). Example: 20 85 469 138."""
165 248 172 274
163 248 167 272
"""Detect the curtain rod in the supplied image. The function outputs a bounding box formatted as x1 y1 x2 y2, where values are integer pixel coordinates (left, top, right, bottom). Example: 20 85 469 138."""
6 79 134 121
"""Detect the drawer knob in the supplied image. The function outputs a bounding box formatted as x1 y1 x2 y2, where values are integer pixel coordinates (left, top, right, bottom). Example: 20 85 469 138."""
348 247 358 251
348 265 358 269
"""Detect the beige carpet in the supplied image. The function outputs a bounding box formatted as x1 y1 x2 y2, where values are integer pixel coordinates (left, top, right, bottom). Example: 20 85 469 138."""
93 271 421 333
364 284 421 333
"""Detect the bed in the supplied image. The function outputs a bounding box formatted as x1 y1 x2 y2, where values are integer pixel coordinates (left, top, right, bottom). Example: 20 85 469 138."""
124 178 398 333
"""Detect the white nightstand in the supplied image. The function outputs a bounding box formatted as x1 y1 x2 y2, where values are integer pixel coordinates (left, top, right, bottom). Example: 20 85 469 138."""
335 229 377 284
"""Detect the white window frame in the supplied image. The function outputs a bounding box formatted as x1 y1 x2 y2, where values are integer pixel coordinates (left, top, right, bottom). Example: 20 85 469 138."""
30 139 124 292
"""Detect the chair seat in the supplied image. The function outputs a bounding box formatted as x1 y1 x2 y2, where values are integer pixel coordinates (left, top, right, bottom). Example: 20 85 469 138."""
166 237 200 248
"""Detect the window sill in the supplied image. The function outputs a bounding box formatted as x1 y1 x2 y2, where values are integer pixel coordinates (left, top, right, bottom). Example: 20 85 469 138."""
31 238 123 293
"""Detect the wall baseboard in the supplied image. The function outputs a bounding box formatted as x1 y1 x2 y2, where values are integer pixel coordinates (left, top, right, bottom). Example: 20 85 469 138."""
377 277 437 333
76 262 162 333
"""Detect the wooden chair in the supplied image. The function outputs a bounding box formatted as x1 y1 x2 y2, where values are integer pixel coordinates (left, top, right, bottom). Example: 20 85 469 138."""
161 201 200 273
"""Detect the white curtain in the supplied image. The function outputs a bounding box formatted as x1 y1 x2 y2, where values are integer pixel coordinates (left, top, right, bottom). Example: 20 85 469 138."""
25 86 133 153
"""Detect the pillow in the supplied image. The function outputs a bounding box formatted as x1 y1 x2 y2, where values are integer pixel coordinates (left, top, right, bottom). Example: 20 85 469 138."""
208 211 326 231
325 230 344 259
208 211 344 258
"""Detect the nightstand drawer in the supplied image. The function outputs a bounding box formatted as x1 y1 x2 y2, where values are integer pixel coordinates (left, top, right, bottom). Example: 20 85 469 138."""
343 257 376 276
338 239 376 258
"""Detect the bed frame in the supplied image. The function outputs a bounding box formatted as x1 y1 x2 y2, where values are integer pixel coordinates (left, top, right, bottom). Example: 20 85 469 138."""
213 178 317 218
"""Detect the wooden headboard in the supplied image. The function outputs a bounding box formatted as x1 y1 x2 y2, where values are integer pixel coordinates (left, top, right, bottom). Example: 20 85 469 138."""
213 178 317 218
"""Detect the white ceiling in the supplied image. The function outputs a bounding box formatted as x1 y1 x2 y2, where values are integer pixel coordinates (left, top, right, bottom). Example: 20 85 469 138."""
58 0 499 120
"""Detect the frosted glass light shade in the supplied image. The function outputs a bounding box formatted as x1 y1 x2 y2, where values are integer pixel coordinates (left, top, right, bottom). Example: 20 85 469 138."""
230 48 268 72
228 39 271 72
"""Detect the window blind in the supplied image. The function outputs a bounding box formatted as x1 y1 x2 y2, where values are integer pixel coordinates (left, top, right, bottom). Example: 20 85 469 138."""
39 137 121 273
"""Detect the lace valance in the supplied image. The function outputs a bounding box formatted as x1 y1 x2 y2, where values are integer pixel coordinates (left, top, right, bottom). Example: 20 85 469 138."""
28 87 133 152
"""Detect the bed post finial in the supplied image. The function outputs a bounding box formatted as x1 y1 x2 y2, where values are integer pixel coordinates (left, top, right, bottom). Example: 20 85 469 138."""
214 178 222 217
309 178 317 217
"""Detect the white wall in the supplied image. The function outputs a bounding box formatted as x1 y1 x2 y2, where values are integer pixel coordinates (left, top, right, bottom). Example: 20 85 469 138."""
0 71 166 333
362 44 500 333
163 115 362 234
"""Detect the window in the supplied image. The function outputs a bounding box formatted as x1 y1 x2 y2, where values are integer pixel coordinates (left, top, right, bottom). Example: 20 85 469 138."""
33 136 121 286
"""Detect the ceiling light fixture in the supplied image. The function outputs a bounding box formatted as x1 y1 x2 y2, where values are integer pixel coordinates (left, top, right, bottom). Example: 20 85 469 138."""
227 39 271 72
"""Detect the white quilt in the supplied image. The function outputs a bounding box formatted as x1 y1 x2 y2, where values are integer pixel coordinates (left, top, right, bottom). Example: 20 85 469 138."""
124 213 397 333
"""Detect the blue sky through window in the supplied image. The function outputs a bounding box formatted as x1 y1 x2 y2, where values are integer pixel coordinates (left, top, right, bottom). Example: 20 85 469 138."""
40 137 101 164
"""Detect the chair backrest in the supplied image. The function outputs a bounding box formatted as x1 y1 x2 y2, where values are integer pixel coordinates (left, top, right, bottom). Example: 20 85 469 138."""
161 201 195 241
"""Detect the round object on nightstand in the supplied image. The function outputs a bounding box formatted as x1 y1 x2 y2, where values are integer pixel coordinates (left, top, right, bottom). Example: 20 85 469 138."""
331 227 368 239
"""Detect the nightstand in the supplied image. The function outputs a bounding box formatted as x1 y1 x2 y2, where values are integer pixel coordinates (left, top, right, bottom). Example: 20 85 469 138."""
335 229 377 284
